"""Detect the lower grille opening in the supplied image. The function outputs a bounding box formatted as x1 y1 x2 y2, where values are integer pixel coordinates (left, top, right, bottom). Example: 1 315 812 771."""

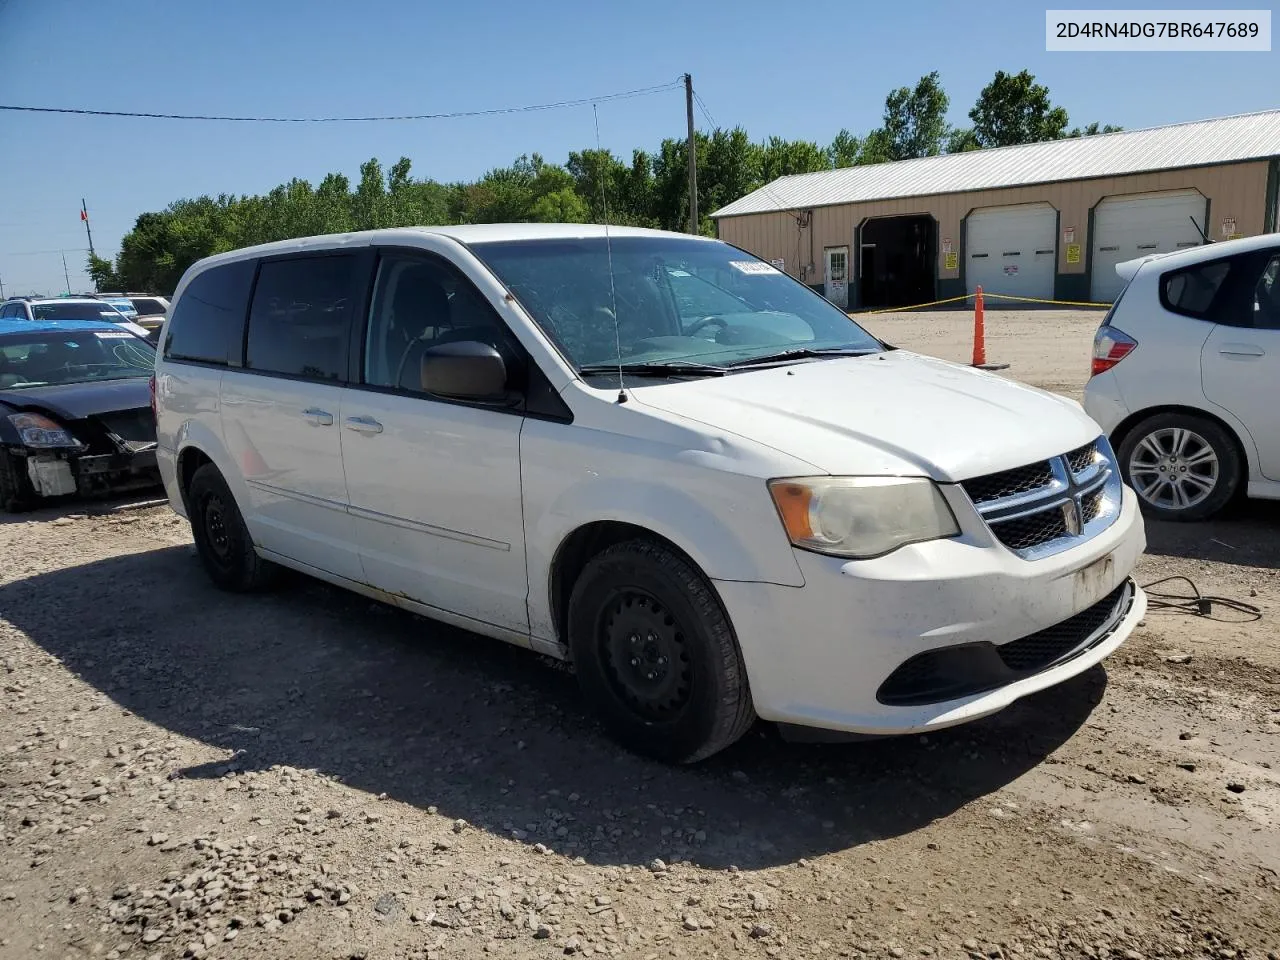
876 581 1132 707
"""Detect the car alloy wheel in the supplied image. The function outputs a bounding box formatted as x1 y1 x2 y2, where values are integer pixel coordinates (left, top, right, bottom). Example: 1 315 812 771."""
1126 426 1219 512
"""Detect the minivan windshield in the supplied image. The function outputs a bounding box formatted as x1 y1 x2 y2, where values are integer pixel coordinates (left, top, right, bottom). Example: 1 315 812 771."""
470 236 882 371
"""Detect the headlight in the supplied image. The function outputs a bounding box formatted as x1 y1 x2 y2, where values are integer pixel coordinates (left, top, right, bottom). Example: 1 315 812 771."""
768 476 959 559
7 413 82 449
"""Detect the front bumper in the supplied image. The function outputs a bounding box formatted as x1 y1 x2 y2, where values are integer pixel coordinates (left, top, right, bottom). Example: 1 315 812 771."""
714 484 1146 735
17 446 160 501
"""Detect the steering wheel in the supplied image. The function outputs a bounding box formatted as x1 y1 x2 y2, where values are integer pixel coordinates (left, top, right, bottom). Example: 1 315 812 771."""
685 315 728 337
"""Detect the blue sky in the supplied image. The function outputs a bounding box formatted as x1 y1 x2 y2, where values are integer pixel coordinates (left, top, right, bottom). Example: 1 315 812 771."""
0 0 1275 294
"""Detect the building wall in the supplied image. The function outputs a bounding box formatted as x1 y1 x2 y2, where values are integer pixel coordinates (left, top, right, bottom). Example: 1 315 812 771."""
715 160 1272 303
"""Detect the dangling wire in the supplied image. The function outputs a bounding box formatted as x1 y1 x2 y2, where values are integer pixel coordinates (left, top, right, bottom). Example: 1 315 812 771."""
1141 575 1262 622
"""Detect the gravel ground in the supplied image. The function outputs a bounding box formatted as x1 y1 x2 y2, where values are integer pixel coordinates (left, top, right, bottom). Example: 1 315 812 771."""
2 313 1278 960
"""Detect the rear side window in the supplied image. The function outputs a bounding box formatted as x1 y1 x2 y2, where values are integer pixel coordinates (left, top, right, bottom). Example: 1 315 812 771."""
164 260 255 365
1160 259 1231 318
131 297 166 315
245 255 358 382
1251 254 1280 330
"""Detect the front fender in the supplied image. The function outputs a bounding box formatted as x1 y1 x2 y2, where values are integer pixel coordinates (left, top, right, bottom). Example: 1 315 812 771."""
521 417 806 645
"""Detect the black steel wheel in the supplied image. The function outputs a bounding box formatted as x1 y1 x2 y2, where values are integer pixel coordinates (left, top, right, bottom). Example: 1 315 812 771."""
567 538 755 763
187 463 278 591
599 588 693 723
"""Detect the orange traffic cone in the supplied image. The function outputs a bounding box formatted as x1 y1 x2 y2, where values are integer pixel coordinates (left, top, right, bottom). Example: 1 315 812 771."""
971 286 1009 371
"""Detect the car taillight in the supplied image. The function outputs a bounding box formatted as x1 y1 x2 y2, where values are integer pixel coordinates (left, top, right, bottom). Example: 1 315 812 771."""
1091 325 1137 376
149 374 157 424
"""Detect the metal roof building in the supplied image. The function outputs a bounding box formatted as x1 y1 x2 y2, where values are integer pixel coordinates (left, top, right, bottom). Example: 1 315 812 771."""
712 109 1280 308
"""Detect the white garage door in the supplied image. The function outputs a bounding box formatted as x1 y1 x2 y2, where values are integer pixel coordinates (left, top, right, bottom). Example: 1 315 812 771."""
966 202 1057 301
1091 189 1207 302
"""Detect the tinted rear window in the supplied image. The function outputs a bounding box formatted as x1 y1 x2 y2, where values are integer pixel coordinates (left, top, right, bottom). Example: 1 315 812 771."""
1160 259 1231 318
245 255 358 382
164 260 255 365
130 298 166 315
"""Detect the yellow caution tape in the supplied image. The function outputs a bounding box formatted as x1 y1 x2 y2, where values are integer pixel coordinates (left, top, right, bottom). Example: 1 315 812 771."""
851 295 973 315
849 291 1112 315
980 292 1112 308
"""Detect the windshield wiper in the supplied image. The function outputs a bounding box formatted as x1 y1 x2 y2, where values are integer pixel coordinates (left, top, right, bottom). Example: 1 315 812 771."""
578 361 728 378
725 347 877 368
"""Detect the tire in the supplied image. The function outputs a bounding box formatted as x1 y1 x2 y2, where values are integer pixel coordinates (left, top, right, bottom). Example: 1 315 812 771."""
1117 412 1241 522
187 463 278 591
567 539 755 763
0 450 33 513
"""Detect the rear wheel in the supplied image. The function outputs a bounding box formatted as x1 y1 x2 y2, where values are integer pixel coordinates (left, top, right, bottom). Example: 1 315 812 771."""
567 539 755 763
1117 412 1241 521
187 463 278 591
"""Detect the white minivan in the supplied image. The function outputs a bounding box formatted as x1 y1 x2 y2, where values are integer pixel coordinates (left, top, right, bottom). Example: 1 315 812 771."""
154 225 1147 762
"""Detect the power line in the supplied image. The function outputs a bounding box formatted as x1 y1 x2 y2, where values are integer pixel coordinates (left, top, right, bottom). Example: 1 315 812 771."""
692 90 720 131
0 248 90 257
0 80 682 124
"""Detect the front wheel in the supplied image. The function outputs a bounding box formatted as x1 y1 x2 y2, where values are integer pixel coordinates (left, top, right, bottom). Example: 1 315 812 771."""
1117 412 1241 521
567 539 755 763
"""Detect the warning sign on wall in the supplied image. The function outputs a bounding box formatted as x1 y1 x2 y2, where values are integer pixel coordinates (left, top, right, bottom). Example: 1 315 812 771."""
1063 226 1076 244
1066 243 1082 264
1221 217 1236 238
941 237 953 255
944 252 958 271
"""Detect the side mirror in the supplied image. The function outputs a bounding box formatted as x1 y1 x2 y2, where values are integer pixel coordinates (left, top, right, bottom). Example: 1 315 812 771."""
420 340 507 400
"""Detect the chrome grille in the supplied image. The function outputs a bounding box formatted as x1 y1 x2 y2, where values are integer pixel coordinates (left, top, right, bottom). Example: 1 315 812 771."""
990 509 1068 551
961 461 1055 504
1066 441 1099 475
961 437 1122 560
1080 489 1105 525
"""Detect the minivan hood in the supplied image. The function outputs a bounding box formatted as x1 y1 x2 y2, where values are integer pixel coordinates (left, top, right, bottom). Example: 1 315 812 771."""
631 351 1099 481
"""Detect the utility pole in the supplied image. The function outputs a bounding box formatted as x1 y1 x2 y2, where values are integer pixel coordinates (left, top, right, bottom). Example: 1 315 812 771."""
0 271 5 300
81 199 96 260
61 251 72 294
684 73 698 235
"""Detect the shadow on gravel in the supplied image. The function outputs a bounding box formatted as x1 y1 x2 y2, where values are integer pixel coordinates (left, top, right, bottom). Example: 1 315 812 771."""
3 545 1104 870
1142 498 1280 571
0 492 168 526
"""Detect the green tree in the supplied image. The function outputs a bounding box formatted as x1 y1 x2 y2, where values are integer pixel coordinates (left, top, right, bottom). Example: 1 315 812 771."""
856 128 895 165
757 136 830 182
878 72 950 160
1067 122 1123 137
945 127 982 153
968 69 1069 147
86 253 121 291
530 187 590 223
827 129 862 168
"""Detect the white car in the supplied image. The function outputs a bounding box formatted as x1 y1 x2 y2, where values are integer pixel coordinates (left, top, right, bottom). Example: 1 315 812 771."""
1084 233 1280 521
153 225 1147 762
0 297 151 339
